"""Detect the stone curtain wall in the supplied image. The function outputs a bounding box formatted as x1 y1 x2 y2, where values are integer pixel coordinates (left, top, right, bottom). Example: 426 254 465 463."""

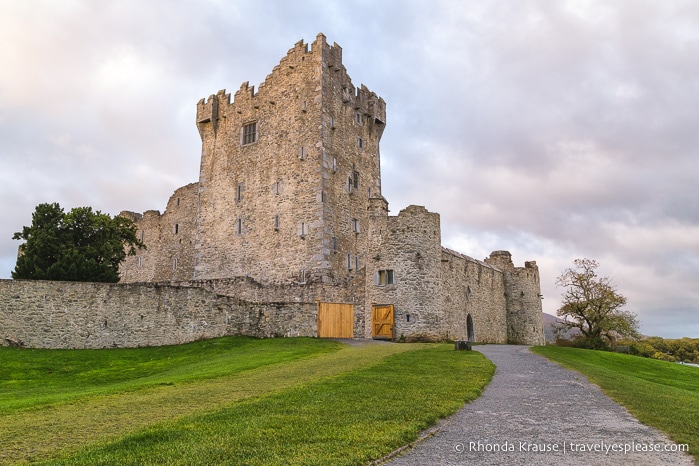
440 249 508 343
0 280 317 349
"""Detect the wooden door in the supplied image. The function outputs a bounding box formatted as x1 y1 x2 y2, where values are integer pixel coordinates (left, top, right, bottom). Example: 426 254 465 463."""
317 302 354 338
372 304 394 340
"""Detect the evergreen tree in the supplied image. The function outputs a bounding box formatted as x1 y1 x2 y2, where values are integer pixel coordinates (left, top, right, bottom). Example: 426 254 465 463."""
12 203 144 282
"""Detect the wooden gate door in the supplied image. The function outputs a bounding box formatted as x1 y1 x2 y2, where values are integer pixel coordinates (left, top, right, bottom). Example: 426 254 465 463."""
372 304 394 340
317 302 354 338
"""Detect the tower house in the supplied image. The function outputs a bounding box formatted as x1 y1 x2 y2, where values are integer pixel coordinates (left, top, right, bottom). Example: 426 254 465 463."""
194 33 386 284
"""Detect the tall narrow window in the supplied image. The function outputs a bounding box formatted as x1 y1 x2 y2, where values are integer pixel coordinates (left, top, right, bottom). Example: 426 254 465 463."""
173 257 178 271
352 218 360 234
273 180 282 195
331 236 338 253
298 222 308 238
274 215 280 231
347 253 352 270
358 137 364 149
236 218 243 235
174 224 179 234
355 112 363 125
242 122 257 145
299 146 306 160
236 183 244 202
138 256 143 268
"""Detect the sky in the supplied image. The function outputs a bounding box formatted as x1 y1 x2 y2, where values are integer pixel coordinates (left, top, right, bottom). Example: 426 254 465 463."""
1 0 698 338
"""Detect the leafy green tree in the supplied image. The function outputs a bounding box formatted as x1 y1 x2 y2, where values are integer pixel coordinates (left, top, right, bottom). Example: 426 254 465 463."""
12 203 144 282
556 258 640 350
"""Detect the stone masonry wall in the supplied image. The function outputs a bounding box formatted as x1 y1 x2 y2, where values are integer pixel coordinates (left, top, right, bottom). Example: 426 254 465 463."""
0 279 317 349
120 182 198 283
440 249 508 343
173 273 368 338
367 205 444 341
485 250 545 345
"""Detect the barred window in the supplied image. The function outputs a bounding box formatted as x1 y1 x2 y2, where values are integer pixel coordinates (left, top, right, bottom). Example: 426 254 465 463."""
242 122 257 145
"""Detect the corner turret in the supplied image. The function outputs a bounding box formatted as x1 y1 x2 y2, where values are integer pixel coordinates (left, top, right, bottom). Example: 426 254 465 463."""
486 251 545 345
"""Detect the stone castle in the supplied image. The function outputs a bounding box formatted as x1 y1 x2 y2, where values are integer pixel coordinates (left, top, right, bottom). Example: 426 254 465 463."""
116 33 545 345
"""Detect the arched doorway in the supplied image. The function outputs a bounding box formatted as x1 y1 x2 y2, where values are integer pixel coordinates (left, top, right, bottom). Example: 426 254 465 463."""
466 314 475 342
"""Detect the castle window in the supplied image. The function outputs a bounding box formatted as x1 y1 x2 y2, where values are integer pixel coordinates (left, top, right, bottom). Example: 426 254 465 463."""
321 191 327 203
298 222 308 238
173 257 178 271
273 180 282 195
330 116 336 129
236 218 243 235
331 157 337 172
138 256 143 268
347 253 352 270
299 146 306 160
176 198 180 207
377 269 394 286
331 236 338 253
236 183 244 202
301 100 307 112
274 215 280 231
355 112 363 125
300 269 307 283
348 166 359 192
242 122 257 145
174 224 179 234
358 137 364 149
140 231 144 242
352 218 360 234
355 255 359 271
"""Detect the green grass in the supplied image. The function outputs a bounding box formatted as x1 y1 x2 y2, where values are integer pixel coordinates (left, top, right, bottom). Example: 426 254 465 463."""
532 346 699 461
1 338 494 465
0 336 340 412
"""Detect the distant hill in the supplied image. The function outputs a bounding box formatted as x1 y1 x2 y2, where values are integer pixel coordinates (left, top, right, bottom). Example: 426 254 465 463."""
542 312 581 344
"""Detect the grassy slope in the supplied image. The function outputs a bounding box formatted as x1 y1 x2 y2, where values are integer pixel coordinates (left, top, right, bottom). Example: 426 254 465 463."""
1 338 494 465
0 337 340 412
532 346 699 461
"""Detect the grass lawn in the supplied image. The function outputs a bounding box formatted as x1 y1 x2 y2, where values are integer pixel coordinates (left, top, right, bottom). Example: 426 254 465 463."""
532 346 699 462
1 337 494 465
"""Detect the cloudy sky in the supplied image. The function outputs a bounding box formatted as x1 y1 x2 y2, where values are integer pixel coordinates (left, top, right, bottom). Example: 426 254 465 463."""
1 0 698 338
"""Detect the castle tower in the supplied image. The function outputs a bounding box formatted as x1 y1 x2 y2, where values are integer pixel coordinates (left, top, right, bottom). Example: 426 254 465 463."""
194 33 386 284
486 250 545 345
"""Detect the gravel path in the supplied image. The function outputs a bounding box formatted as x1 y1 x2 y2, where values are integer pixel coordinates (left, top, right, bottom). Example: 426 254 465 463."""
387 345 695 465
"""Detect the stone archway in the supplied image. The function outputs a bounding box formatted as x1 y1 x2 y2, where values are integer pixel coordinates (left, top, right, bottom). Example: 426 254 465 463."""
467 313 475 342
